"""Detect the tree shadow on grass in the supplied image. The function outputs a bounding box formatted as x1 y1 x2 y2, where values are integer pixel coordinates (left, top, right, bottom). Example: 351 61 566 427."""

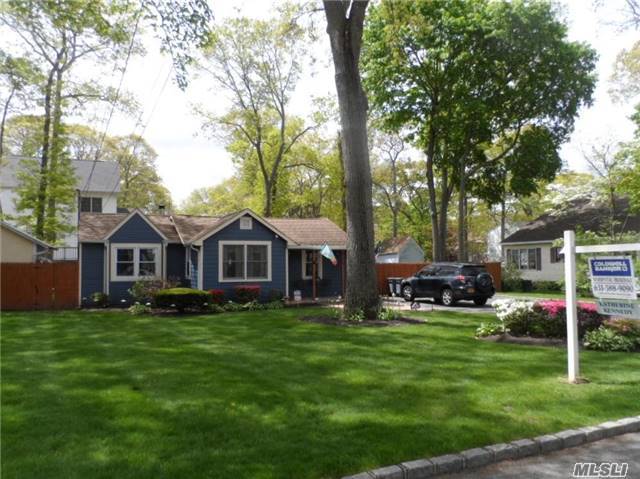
2 309 639 478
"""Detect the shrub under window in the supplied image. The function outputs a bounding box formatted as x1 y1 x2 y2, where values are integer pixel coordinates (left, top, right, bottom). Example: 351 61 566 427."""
154 288 211 312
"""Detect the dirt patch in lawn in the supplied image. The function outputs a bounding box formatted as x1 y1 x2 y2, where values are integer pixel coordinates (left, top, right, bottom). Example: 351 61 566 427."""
478 333 565 347
300 315 427 327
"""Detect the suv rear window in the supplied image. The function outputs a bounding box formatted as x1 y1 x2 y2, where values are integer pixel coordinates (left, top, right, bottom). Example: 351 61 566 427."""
460 266 487 276
437 266 457 276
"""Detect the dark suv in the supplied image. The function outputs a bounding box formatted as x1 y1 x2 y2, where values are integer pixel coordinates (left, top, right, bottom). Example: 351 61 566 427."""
400 263 495 306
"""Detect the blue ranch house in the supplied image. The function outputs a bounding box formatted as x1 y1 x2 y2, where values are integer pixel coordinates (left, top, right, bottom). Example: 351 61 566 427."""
78 209 347 305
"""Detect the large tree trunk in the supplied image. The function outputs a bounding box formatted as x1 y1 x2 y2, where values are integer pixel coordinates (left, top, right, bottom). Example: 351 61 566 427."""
425 148 441 261
35 68 56 239
437 167 450 261
337 130 347 230
457 158 466 261
391 154 399 238
324 0 379 318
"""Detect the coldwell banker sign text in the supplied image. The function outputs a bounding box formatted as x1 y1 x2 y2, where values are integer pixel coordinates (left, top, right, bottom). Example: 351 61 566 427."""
588 256 637 300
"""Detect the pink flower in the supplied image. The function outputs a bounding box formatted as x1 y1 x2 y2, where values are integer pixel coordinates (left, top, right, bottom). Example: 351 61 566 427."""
536 299 598 317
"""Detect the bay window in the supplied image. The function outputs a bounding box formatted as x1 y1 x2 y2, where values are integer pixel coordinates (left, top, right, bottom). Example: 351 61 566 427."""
111 244 161 281
219 241 271 282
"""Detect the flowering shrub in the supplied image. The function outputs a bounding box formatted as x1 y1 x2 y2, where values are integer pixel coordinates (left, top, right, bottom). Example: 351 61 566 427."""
208 289 225 304
493 298 605 339
234 285 261 303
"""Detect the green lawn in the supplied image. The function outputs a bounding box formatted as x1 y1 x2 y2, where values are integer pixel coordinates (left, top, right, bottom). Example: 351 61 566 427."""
2 308 638 479
496 291 594 301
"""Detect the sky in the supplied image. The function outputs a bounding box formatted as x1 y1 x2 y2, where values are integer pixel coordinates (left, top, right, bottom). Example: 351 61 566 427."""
8 0 639 205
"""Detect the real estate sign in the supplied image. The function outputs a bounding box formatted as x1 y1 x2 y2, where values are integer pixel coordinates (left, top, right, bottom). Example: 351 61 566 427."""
588 256 637 300
595 298 640 319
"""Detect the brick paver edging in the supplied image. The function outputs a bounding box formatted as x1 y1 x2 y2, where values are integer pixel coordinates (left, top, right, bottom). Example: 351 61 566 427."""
342 416 640 479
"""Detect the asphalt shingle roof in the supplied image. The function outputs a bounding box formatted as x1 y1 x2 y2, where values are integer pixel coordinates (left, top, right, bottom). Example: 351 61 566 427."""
79 211 347 248
1 155 120 192
502 197 640 244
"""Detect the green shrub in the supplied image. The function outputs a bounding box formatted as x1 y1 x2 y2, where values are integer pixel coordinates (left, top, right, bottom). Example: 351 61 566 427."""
475 321 505 337
532 280 562 292
154 288 211 312
502 305 547 336
264 300 285 310
377 307 398 321
584 326 638 352
222 301 244 312
129 279 178 304
242 300 265 311
128 303 151 316
90 292 109 308
205 303 225 314
346 309 365 323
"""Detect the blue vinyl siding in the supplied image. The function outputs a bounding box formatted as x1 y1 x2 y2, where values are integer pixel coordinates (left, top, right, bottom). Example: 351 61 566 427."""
110 213 163 243
81 243 104 305
108 213 164 304
288 249 344 298
167 244 187 285
202 215 286 300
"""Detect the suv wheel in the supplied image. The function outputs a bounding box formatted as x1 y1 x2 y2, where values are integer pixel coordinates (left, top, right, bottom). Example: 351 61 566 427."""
473 297 488 306
402 285 414 302
441 288 455 306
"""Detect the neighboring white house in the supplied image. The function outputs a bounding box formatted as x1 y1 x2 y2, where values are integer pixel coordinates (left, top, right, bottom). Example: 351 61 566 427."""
375 236 425 263
501 197 640 282
0 155 120 260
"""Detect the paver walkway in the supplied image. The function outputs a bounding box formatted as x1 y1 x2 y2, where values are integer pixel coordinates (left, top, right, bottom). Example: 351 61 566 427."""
443 432 640 478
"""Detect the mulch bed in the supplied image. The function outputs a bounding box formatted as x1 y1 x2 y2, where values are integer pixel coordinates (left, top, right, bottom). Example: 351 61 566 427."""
478 333 565 347
300 315 427 327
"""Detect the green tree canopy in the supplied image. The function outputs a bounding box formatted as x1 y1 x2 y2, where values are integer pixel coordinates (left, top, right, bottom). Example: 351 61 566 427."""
362 0 597 260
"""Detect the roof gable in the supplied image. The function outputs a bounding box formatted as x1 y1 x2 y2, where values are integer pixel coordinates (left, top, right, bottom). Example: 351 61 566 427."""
106 210 168 242
191 209 296 244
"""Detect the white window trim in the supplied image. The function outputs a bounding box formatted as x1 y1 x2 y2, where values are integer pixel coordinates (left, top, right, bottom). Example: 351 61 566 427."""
302 249 323 280
110 243 161 282
218 240 272 283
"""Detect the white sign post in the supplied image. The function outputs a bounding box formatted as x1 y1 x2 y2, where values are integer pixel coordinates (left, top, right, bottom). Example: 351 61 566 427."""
563 230 579 383
562 232 640 383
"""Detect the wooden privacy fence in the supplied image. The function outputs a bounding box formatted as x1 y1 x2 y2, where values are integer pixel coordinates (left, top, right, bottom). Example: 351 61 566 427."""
1 261 78 310
376 261 502 295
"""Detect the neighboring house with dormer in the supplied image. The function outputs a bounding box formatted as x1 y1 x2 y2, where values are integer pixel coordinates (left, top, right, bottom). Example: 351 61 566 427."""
375 236 425 263
501 198 640 282
0 155 120 260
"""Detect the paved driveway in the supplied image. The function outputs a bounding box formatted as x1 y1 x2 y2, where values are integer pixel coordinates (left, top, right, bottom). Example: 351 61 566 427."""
444 432 640 479
382 297 495 314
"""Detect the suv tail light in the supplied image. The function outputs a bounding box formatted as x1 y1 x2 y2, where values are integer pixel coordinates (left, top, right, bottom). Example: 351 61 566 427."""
455 275 466 281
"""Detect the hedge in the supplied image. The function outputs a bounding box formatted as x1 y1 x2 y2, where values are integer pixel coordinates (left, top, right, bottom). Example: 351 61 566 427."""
154 288 211 312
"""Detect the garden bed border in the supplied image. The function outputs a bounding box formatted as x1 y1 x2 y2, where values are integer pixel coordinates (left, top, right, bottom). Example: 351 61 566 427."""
342 416 640 479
